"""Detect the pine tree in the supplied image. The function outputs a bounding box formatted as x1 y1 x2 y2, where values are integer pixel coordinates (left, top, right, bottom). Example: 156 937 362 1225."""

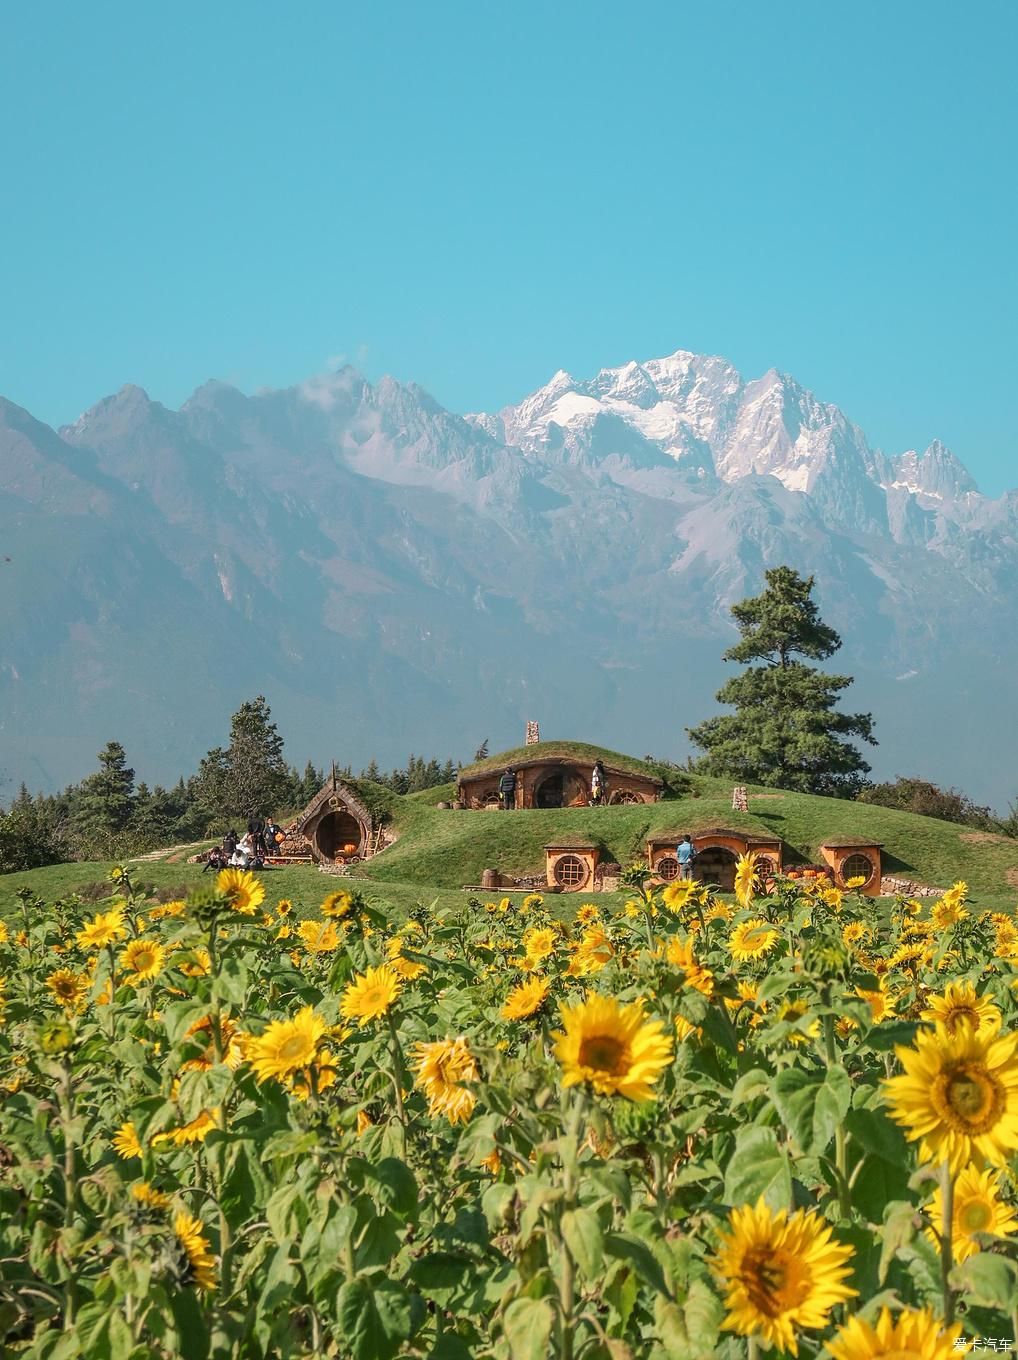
74 741 136 837
362 759 381 785
687 566 876 796
223 697 290 820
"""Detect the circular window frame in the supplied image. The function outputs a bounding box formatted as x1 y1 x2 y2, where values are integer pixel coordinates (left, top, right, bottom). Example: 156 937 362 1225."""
554 854 589 891
755 856 776 880
841 852 875 886
656 855 679 881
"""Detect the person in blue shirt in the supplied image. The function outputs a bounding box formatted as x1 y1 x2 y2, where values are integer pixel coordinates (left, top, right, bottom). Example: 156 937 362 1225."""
677 835 696 880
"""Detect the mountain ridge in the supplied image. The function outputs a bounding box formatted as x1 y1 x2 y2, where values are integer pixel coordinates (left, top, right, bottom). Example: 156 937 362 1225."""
3 347 1016 808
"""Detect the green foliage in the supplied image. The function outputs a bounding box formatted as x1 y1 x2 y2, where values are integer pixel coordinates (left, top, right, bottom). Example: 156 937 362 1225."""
1 871 1014 1356
857 775 999 831
73 741 136 845
688 566 876 796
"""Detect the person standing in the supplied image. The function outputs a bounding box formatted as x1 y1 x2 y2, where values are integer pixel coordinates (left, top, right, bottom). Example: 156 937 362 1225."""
677 835 697 880
498 767 517 811
590 760 607 806
248 812 266 859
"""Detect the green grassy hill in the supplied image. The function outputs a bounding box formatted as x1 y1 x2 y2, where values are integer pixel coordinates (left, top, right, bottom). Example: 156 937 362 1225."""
4 748 1018 913
365 771 1018 898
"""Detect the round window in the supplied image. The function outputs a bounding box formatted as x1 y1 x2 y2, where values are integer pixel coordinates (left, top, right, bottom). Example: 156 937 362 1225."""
842 853 874 886
755 856 775 879
656 856 679 881
554 854 588 890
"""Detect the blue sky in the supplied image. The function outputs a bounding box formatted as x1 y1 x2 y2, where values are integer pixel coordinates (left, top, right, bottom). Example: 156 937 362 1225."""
2 1 1015 491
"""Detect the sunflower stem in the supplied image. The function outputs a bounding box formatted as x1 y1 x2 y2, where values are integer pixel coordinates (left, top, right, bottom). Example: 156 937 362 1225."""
821 1006 851 1221
557 1091 585 1360
386 1010 408 1159
58 1061 78 1328
939 1159 956 1324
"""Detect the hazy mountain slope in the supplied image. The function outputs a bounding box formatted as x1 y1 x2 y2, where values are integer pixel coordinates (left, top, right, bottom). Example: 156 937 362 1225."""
2 349 1016 808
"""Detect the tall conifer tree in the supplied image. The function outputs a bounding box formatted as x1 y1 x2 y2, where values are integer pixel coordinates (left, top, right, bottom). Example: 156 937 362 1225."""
687 566 876 796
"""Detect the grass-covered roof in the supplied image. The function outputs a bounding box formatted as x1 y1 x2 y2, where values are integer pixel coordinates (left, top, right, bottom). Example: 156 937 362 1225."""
458 740 674 786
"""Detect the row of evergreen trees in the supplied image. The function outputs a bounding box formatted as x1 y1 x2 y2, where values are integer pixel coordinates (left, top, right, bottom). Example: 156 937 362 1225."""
0 698 460 872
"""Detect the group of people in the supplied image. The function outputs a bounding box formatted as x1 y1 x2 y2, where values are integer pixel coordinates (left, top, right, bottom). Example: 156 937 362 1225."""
203 813 284 872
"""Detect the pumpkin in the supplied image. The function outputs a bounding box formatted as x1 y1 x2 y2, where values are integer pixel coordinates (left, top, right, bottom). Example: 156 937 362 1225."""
342 842 358 856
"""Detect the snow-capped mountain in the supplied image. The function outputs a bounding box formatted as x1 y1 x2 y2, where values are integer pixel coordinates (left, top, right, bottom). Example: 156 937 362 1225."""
2 348 1016 809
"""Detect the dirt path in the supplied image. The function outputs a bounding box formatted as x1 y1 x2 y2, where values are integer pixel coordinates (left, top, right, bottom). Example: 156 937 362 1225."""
127 841 209 864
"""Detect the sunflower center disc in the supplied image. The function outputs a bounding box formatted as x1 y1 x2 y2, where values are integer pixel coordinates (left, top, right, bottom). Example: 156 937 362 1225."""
580 1035 626 1074
278 1035 312 1062
945 1068 995 1125
958 1200 993 1233
742 1248 808 1316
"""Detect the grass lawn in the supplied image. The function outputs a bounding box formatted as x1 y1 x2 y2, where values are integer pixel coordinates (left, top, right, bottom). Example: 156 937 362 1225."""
4 770 1017 917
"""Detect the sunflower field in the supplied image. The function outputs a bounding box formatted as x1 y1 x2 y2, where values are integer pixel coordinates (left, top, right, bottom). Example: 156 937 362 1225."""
1 859 1017 1359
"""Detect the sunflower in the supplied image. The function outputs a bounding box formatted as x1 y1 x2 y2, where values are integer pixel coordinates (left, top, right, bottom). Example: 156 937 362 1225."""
887 941 932 973
926 1163 1018 1263
339 965 401 1026
661 881 693 910
665 935 714 997
215 867 265 915
297 919 341 954
827 1306 963 1360
176 947 212 977
931 897 969 930
246 1006 327 1083
675 1015 702 1042
553 993 673 1102
575 903 600 926
45 968 90 1010
276 899 293 916
521 927 556 961
842 921 871 948
412 1036 479 1124
120 939 166 983
112 1121 143 1159
320 890 353 919
856 984 894 1024
777 998 820 1046
522 893 544 911
711 1198 856 1355
130 1182 171 1212
385 940 427 982
75 908 127 951
704 903 734 924
921 981 1001 1036
173 1212 216 1291
0 922 8 944
844 874 868 890
884 1020 1018 1171
287 1049 340 1100
733 853 758 909
729 919 779 963
156 1109 219 1146
180 1015 243 1072
501 976 550 1020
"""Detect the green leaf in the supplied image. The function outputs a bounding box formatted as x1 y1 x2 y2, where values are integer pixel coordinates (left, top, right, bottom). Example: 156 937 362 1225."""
951 1253 1018 1309
729 1067 770 1108
502 1298 554 1360
212 954 248 1005
409 1251 475 1305
863 1020 919 1052
265 1183 307 1244
337 1279 414 1360
603 1231 671 1298
560 1206 604 1279
769 1065 850 1155
364 1157 418 1220
844 1106 908 1164
877 1201 919 1284
722 1125 791 1211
